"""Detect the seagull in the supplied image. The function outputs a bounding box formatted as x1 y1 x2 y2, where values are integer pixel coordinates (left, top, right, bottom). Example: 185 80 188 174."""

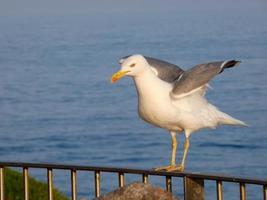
111 54 247 171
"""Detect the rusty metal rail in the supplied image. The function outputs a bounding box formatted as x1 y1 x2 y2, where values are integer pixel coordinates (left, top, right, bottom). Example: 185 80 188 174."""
0 161 266 200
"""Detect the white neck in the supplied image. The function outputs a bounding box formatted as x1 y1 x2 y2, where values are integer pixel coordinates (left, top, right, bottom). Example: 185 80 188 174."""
133 66 172 98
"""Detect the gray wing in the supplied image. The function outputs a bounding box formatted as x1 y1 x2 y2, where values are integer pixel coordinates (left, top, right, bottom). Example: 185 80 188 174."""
144 56 184 83
171 60 241 98
120 55 184 83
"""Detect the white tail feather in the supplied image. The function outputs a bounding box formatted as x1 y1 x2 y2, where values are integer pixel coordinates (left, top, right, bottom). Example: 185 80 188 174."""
217 112 248 127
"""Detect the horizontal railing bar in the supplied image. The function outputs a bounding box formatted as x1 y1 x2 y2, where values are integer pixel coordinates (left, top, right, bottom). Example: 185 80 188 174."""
0 161 266 185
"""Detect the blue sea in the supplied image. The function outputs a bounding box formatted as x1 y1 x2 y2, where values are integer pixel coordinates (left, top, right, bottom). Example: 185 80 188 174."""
0 3 267 200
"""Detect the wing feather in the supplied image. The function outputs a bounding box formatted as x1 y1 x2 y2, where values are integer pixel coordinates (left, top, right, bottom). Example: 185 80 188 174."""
120 55 184 83
171 60 241 98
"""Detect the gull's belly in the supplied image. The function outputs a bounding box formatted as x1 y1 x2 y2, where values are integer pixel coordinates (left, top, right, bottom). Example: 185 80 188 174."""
133 72 182 131
138 97 182 131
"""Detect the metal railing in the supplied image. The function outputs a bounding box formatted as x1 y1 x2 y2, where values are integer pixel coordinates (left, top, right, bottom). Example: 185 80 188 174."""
0 161 266 200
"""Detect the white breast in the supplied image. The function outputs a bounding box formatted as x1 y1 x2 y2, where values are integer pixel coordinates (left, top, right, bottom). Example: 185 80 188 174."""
133 69 182 131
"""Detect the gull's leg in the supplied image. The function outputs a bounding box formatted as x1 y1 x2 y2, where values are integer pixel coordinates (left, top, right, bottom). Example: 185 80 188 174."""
171 131 177 166
155 130 191 172
155 131 177 171
175 130 191 171
174 137 190 171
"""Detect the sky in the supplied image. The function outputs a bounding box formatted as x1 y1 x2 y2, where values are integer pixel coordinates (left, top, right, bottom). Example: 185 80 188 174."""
0 0 266 16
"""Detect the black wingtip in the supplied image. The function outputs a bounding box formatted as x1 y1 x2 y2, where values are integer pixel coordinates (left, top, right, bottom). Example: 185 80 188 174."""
219 60 241 73
223 60 241 69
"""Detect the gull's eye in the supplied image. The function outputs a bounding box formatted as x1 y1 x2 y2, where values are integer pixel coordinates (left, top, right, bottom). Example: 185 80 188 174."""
130 63 136 68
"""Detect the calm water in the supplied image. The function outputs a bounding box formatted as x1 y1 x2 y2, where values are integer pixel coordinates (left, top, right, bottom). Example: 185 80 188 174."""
0 5 267 200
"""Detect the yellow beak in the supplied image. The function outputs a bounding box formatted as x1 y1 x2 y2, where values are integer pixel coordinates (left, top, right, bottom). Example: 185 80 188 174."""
111 70 130 83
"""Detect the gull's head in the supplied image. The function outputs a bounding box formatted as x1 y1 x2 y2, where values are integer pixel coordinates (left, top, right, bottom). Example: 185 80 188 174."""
111 54 148 83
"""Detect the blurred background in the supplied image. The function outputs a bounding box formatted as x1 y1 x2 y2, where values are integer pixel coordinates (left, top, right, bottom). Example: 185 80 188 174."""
0 0 266 199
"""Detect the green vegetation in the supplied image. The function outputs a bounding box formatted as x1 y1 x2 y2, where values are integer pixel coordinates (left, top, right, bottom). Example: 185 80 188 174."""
4 168 69 200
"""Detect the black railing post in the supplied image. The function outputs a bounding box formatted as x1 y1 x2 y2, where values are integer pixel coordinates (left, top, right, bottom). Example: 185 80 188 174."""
95 171 101 198
239 183 246 200
216 180 223 200
23 167 29 200
118 172 125 188
47 168 53 200
264 185 267 200
142 174 148 183
184 176 205 200
0 167 4 200
166 176 172 192
71 169 77 200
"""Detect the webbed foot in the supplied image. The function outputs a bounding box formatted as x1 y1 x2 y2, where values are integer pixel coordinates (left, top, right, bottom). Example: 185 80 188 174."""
154 164 184 172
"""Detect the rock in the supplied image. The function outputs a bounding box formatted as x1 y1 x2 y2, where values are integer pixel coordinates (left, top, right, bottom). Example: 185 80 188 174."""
94 182 179 200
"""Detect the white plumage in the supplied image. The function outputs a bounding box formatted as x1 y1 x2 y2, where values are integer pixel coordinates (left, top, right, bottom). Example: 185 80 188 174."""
111 54 247 171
